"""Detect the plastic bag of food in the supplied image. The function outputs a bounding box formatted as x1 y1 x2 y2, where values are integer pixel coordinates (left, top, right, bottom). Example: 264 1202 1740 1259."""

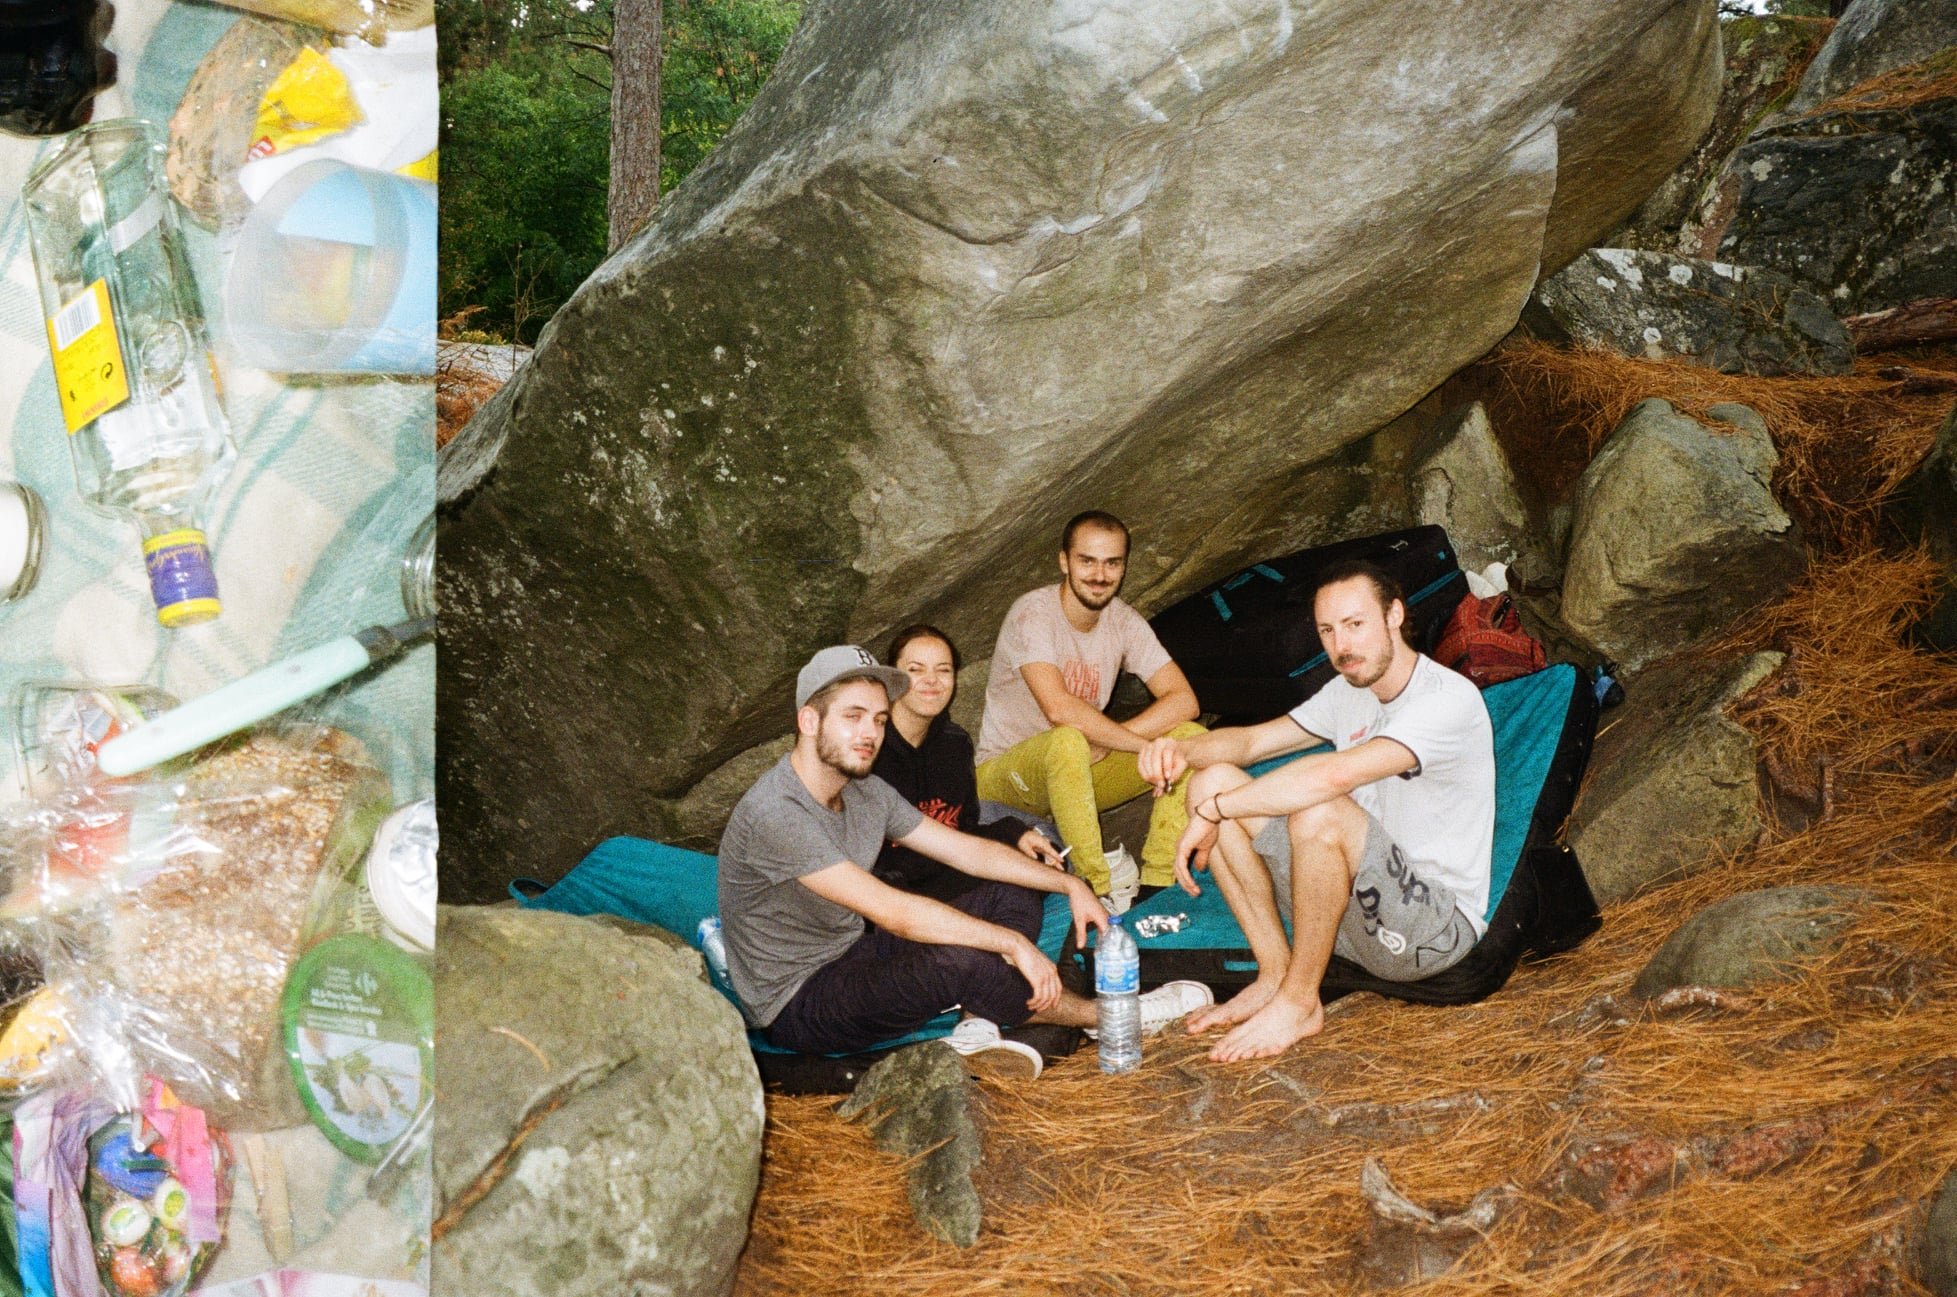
15 1083 232 1297
22 727 390 1127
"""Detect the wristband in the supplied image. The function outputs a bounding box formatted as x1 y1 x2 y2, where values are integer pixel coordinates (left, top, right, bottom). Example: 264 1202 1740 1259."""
1197 797 1223 825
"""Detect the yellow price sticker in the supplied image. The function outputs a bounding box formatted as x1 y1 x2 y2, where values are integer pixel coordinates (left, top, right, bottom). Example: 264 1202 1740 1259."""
47 279 130 434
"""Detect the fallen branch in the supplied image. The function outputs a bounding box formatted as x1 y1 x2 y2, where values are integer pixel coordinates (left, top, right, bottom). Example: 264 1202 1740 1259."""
1849 298 1957 352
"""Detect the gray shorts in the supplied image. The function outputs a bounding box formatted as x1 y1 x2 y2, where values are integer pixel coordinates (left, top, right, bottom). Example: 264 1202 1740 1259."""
1250 810 1479 982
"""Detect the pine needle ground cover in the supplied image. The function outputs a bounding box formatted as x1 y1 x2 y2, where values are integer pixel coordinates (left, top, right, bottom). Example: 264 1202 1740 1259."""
736 343 1957 1297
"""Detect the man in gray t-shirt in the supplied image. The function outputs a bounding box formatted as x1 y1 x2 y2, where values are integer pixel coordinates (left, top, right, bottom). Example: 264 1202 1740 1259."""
717 645 1120 1061
1137 561 1496 1064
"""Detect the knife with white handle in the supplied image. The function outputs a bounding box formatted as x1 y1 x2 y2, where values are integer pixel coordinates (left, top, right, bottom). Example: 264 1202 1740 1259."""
95 616 435 778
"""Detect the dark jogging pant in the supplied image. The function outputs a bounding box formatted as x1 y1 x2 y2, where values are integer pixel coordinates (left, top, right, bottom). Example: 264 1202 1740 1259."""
766 880 1046 1056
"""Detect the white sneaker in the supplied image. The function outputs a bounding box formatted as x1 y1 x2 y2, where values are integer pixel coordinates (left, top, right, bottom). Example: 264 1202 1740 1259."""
1085 980 1215 1039
1103 844 1140 915
944 1017 1043 1081
1139 980 1213 1035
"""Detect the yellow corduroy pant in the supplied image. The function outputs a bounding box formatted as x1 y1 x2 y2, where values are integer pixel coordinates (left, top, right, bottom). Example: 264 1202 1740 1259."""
976 721 1207 893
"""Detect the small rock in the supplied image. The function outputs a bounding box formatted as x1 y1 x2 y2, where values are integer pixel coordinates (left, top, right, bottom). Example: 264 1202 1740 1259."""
1694 96 1957 314
1783 0 1957 116
1556 1132 1688 1212
1694 1115 1827 1178
838 1042 983 1247
1407 402 1553 577
1632 886 1870 998
1568 652 1784 905
1886 402 1957 653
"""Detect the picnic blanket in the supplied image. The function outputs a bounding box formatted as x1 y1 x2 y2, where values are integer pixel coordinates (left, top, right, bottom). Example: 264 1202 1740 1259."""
0 5 432 1290
0 2 432 804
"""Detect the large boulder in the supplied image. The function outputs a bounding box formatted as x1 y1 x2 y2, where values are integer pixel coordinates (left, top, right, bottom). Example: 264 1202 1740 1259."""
1615 13 1834 252
1561 400 1806 671
1690 93 1957 314
1783 0 1957 116
1526 248 1853 376
1569 651 1782 905
1887 401 1957 652
436 0 1722 898
432 906 763 1297
1631 885 1867 997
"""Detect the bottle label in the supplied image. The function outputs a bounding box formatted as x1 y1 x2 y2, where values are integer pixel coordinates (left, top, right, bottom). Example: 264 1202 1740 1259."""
47 279 131 434
1095 954 1140 996
142 529 220 627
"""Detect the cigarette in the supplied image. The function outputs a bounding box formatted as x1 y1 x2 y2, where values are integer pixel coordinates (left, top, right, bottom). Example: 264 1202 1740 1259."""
1056 844 1073 860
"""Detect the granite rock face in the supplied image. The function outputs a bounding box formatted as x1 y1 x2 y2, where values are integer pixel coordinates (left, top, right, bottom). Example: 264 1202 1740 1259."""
432 906 763 1297
1783 0 1957 115
1569 651 1783 905
1692 94 1957 315
436 0 1721 898
1528 248 1852 376
1615 14 1833 252
1561 400 1805 671
1631 885 1867 997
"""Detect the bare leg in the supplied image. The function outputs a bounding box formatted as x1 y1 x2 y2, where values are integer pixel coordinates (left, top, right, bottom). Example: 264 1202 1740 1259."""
1026 987 1097 1030
1210 796 1367 1062
1175 765 1287 1034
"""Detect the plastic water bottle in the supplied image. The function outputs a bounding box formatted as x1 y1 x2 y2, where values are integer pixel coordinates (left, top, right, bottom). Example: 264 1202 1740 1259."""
1095 915 1141 1074
696 917 733 996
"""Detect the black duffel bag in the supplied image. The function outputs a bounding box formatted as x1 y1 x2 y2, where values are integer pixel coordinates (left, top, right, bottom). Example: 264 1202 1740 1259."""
1151 524 1469 724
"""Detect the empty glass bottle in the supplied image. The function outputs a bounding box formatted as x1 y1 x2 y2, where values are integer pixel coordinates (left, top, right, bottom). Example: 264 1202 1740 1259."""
23 118 235 628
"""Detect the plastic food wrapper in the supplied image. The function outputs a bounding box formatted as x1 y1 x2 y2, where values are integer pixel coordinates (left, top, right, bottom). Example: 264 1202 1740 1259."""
166 19 331 230
8 728 391 1127
206 0 432 44
6 684 179 920
14 1083 233 1297
236 28 436 205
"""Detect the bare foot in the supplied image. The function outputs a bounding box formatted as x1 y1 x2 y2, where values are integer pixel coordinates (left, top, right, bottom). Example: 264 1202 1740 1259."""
1208 995 1325 1062
1185 977 1280 1034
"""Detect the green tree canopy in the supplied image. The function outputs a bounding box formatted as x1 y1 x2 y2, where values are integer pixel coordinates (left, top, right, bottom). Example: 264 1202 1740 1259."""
438 0 799 342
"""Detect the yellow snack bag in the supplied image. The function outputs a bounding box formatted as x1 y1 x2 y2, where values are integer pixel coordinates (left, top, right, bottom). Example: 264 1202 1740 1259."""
249 47 364 160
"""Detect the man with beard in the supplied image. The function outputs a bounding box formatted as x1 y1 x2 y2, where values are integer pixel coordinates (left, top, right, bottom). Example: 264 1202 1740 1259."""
720 645 1206 1075
975 511 1206 907
1136 561 1496 1063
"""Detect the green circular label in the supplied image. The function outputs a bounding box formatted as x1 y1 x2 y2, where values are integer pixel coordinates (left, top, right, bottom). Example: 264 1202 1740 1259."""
282 933 433 1164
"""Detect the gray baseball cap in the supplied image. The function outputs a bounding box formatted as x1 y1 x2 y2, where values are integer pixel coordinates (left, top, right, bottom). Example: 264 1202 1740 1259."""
794 645 910 709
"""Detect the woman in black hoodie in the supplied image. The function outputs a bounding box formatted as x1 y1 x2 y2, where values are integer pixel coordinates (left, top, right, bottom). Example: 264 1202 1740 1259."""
872 624 1066 902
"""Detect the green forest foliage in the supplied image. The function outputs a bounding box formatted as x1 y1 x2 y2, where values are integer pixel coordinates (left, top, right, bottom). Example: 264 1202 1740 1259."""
439 0 800 343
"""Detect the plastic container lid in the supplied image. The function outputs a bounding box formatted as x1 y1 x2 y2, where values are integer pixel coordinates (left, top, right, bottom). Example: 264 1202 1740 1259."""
224 159 435 375
364 798 435 951
281 933 433 1165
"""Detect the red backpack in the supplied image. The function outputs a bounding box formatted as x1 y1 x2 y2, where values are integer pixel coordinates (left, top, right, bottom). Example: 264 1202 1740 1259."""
1434 592 1546 687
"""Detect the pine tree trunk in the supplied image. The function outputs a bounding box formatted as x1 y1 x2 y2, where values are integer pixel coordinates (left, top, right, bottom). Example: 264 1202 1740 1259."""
608 0 662 252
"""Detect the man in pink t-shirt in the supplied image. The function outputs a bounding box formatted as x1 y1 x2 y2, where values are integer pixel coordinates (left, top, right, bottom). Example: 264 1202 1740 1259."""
974 511 1206 904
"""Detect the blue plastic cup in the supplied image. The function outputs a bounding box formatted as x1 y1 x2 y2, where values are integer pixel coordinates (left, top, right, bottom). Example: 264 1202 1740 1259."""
224 158 435 375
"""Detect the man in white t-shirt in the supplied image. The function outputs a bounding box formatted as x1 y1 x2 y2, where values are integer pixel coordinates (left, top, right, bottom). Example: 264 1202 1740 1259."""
1137 560 1495 1062
975 511 1206 904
